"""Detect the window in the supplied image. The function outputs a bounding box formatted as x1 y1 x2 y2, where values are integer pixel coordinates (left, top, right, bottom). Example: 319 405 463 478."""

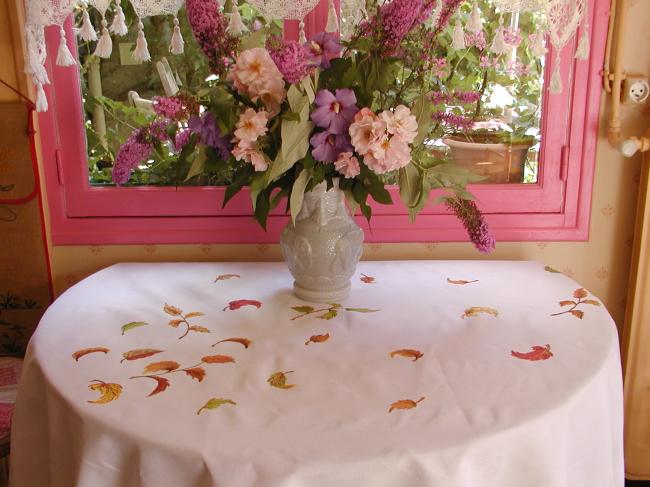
39 0 605 244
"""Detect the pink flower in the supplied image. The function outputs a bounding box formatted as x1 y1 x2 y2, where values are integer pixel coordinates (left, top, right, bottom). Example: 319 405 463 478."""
364 135 411 174
334 152 360 178
228 48 286 114
234 108 269 142
379 105 418 143
231 139 268 171
267 36 313 84
349 108 386 155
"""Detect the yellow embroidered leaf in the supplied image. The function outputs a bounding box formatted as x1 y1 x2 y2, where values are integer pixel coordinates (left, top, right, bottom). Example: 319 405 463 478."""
446 278 479 285
214 274 241 282
168 319 183 328
292 305 314 314
143 360 180 374
72 347 109 361
201 355 236 364
389 397 425 413
305 333 330 346
570 310 585 319
197 398 236 415
120 349 163 363
583 299 601 306
268 371 295 389
213 337 252 349
390 349 424 362
189 325 210 333
185 312 205 319
462 307 499 319
329 303 342 309
88 381 122 404
318 309 338 320
121 321 148 335
559 300 576 307
163 303 182 316
573 288 588 299
184 367 206 382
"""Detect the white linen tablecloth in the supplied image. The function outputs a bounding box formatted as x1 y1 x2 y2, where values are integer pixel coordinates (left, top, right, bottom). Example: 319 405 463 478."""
10 261 624 487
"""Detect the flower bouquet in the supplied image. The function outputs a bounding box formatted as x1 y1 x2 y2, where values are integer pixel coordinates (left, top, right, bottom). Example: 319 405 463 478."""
112 0 497 299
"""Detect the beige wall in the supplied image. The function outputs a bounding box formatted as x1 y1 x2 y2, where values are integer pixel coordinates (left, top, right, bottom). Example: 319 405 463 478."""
4 0 650 329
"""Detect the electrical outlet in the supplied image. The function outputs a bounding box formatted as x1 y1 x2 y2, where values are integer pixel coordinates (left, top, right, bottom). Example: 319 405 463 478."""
623 76 650 104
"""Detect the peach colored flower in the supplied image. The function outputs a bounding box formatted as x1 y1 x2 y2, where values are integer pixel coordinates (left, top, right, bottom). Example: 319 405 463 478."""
334 152 361 178
364 136 411 174
228 48 286 113
232 139 269 171
379 105 418 143
349 108 386 155
234 108 269 142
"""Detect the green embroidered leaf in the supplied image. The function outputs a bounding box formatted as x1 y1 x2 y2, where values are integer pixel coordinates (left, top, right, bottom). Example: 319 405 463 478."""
544 266 561 273
345 308 380 313
121 321 148 335
318 309 338 320
197 398 237 415
292 305 315 314
290 169 313 224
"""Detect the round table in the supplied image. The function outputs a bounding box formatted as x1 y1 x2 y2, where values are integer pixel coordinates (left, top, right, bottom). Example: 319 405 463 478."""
10 261 624 487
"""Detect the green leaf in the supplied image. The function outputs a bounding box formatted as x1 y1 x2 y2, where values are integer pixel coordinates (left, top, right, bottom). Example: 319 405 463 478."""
121 321 148 335
287 85 308 116
398 164 422 208
318 309 338 320
223 165 254 208
240 28 267 50
301 76 315 103
292 305 315 313
345 308 380 313
249 171 269 211
290 169 312 224
197 398 236 415
185 144 208 181
268 117 313 182
412 94 433 146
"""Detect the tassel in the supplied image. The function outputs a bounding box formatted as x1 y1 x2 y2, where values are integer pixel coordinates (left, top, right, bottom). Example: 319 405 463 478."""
490 18 508 56
94 19 113 58
170 16 185 54
575 25 590 60
325 0 339 33
299 20 306 44
110 4 128 36
133 21 151 62
549 59 562 94
530 32 546 58
78 9 98 42
451 19 465 50
467 2 482 34
227 2 247 35
56 28 77 66
35 82 48 112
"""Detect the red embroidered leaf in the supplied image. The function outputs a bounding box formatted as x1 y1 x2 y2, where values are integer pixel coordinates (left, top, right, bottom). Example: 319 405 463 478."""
389 397 425 412
570 310 585 319
213 337 252 349
184 367 206 382
201 354 236 364
360 274 376 284
146 376 171 397
511 344 553 361
390 349 424 362
72 347 109 361
120 349 164 363
559 300 576 307
143 360 180 374
223 299 262 311
305 333 330 346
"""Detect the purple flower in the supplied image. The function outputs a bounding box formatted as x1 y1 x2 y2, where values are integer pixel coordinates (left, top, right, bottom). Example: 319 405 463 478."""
188 112 231 160
174 128 192 152
310 89 358 135
112 120 170 185
266 36 312 84
310 131 353 162
446 197 495 253
306 32 341 69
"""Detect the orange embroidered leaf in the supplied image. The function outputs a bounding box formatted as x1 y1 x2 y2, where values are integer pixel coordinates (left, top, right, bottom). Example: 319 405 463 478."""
390 349 424 362
318 309 338 320
146 376 171 397
168 319 183 328
268 371 295 389
72 347 109 361
189 325 210 333
446 278 478 285
360 274 376 284
87 380 122 404
185 311 205 319
184 367 206 382
197 398 236 415
223 299 262 311
511 344 553 361
163 303 182 316
201 355 236 364
570 310 585 319
214 274 241 282
389 397 425 413
143 360 180 374
462 307 499 319
120 349 163 363
213 337 252 349
544 266 561 273
121 321 148 335
305 333 330 346
559 300 576 307
573 288 588 299
583 299 601 306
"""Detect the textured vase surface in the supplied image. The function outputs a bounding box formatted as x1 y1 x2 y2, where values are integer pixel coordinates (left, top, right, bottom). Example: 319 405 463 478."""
280 181 364 303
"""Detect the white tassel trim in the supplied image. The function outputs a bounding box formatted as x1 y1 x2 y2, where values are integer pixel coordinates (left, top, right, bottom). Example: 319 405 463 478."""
575 26 590 60
299 20 306 44
549 59 562 94
110 4 128 36
94 19 113 58
170 16 185 54
467 2 482 34
227 3 247 36
78 9 98 42
451 19 465 50
325 0 339 33
35 82 48 112
56 28 77 66
530 32 547 58
133 21 151 62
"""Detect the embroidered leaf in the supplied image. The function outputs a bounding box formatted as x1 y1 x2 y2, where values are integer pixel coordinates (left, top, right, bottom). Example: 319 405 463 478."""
305 333 330 346
197 398 236 415
292 305 314 314
345 308 380 313
145 376 171 396
573 288 588 299
121 321 148 335
72 347 109 361
163 303 183 316
143 360 180 374
88 381 122 404
318 309 338 320
214 274 241 282
390 349 424 362
329 303 342 309
570 309 584 319
168 319 183 328
462 307 499 318
223 299 262 311
184 367 206 382
583 299 601 306
446 278 479 285
544 266 561 273
389 397 425 413
511 344 553 361
268 371 295 389
120 349 163 363
213 337 252 349
559 300 575 307
360 274 376 284
189 325 210 333
185 312 205 319
201 355 236 364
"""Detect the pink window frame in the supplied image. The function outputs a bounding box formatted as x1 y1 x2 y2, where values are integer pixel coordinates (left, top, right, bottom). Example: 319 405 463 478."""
38 0 608 245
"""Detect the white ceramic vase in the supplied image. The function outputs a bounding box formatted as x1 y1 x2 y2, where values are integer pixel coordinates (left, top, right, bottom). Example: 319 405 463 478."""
280 180 364 303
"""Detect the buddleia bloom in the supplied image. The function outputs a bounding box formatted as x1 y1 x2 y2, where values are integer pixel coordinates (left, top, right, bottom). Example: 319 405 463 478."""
445 197 495 253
